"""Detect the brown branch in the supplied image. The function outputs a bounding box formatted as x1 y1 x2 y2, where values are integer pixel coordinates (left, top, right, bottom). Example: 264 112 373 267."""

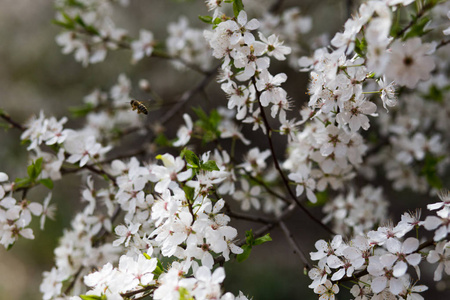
120 285 155 298
227 210 274 224
84 165 118 187
0 112 25 131
236 203 298 248
436 39 450 50
251 77 335 236
243 170 291 204
159 64 220 126
280 221 312 270
74 28 207 75
394 2 435 39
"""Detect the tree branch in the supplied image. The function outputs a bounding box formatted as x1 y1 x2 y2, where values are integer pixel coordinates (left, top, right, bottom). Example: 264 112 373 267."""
251 78 335 236
280 221 312 270
0 112 25 131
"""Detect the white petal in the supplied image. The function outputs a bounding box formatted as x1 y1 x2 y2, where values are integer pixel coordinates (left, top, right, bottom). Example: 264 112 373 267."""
406 253 422 266
371 276 387 293
402 237 419 253
393 261 407 277
0 172 8 182
237 11 247 26
245 19 260 30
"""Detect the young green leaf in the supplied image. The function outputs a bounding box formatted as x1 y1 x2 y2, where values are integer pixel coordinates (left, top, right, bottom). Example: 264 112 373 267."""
183 185 195 202
236 244 252 262
199 15 213 24
14 177 32 189
183 149 200 168
233 0 245 17
200 160 220 172
39 178 54 190
254 233 272 246
80 295 106 300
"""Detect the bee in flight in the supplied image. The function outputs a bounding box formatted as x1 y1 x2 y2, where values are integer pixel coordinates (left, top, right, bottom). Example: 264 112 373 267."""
130 100 148 115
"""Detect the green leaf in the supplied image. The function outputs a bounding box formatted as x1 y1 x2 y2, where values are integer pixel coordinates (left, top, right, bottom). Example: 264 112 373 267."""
27 164 36 179
236 244 252 262
245 229 255 245
80 295 104 300
403 16 432 40
198 15 213 24
254 233 272 246
200 160 220 172
155 132 170 147
213 17 223 25
421 84 450 103
179 287 193 300
183 149 200 168
6 242 15 251
27 158 43 180
39 178 54 190
192 107 221 144
51 19 75 30
153 258 164 277
233 0 245 17
14 177 31 189
61 11 74 26
86 25 99 35
421 154 444 189
74 15 86 27
354 37 367 58
69 103 95 118
66 0 86 8
183 185 195 202
35 157 43 175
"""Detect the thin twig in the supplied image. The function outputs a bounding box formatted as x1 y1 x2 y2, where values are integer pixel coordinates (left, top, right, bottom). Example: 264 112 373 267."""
394 2 434 39
436 39 450 50
85 165 118 187
251 78 335 235
227 210 274 224
120 285 155 298
159 64 220 125
279 221 312 270
0 112 25 131
243 170 291 204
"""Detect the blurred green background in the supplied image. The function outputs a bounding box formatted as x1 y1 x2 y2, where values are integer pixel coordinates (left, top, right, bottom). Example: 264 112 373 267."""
1 0 448 299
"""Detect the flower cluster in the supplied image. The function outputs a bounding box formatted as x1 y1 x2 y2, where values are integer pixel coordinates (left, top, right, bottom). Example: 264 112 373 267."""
40 151 246 299
0 172 53 249
309 190 450 299
0 0 449 299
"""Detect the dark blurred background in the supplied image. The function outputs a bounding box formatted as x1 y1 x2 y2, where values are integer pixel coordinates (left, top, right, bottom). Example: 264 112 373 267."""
1 0 447 299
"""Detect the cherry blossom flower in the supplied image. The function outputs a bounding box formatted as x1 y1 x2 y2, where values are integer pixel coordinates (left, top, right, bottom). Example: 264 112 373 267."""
314 280 339 300
258 32 292 60
233 179 261 210
385 38 436 88
426 240 450 281
227 10 260 45
131 29 155 63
